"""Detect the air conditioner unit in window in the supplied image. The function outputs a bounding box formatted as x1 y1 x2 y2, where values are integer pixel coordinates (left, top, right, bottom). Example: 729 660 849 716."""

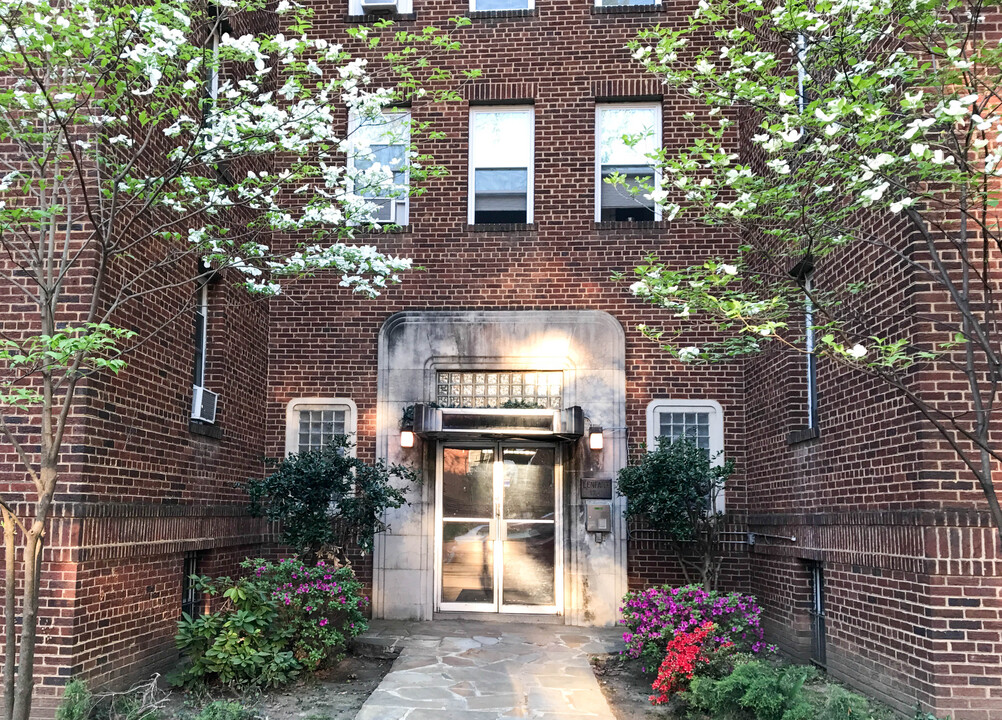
191 385 219 424
360 0 398 12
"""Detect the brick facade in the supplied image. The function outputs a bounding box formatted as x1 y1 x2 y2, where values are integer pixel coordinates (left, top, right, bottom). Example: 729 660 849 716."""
0 0 1000 718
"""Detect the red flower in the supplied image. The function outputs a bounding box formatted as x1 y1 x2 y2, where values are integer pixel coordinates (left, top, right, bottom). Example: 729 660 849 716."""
649 621 716 705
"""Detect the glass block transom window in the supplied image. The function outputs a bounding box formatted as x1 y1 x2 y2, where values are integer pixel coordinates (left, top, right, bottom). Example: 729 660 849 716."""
436 371 563 409
297 409 346 453
657 411 711 450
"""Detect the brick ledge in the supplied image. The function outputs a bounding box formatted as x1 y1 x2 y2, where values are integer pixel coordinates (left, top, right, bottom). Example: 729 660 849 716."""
591 3 662 13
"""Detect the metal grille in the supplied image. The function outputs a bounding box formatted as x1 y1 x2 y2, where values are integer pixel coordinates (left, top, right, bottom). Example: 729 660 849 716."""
436 371 562 409
657 411 711 450
298 409 346 453
808 562 827 667
181 552 202 619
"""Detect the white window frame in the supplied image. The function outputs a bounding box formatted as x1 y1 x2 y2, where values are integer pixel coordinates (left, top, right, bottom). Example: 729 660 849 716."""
349 0 412 14
285 398 358 456
646 399 724 510
192 283 208 391
595 103 662 222
347 110 412 226
804 272 818 429
468 106 535 225
208 25 220 101
469 0 533 11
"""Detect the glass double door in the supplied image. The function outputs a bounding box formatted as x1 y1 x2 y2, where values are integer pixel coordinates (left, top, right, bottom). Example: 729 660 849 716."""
437 444 560 613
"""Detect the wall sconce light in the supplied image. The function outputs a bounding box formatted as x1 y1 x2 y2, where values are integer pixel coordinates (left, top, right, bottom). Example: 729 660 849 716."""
400 430 415 448
589 427 604 450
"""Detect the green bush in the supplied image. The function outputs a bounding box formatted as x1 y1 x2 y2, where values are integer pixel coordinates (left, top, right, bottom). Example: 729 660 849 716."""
247 557 369 671
685 660 896 720
173 575 301 689
685 659 817 720
56 681 94 720
617 438 734 589
817 685 878 719
175 557 369 687
246 436 416 560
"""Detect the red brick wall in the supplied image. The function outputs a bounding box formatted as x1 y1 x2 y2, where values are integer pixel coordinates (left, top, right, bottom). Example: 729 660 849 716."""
265 2 749 604
742 215 1002 718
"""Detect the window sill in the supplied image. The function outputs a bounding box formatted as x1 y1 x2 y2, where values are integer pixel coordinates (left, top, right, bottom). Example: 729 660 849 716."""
594 220 669 230
466 222 537 233
786 426 820 445
345 12 417 22
467 8 536 19
190 421 224 440
591 3 662 12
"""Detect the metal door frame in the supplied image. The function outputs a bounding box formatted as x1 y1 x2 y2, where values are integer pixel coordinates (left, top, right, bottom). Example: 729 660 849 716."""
434 440 563 615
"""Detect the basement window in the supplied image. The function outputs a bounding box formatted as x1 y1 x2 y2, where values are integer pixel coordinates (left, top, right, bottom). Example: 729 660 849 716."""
807 561 827 668
181 551 205 619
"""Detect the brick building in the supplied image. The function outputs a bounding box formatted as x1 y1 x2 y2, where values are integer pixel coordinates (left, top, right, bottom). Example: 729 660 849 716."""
1 0 1000 718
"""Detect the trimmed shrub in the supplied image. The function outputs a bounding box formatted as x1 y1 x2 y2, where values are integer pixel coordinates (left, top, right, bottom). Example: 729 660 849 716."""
620 585 770 670
685 659 817 720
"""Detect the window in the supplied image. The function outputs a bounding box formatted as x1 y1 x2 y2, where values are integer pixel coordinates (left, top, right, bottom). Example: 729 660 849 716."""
807 561 826 667
349 110 411 225
190 283 218 423
349 0 412 14
204 7 230 104
647 399 724 509
470 0 531 11
285 398 358 455
596 104 661 222
469 107 533 224
192 283 208 390
803 273 818 429
181 551 205 618
436 371 563 409
647 399 722 455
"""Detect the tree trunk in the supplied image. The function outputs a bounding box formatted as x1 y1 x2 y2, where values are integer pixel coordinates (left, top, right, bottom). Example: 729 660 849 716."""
977 445 1002 551
11 528 42 720
2 507 15 720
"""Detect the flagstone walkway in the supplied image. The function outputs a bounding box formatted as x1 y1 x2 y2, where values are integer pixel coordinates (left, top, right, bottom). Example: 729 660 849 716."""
353 619 623 720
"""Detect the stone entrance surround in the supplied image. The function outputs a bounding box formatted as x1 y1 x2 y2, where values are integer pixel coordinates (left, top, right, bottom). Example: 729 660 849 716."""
354 619 623 719
374 310 628 625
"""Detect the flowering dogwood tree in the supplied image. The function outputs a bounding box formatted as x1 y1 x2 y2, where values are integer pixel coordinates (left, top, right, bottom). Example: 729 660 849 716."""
0 0 471 715
621 0 1002 543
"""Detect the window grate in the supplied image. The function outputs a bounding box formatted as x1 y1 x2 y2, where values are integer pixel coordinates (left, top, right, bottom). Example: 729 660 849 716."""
181 552 203 619
808 561 826 668
297 409 346 453
436 371 562 409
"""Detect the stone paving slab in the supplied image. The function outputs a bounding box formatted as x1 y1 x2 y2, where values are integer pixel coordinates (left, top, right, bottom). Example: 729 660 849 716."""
353 619 623 720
